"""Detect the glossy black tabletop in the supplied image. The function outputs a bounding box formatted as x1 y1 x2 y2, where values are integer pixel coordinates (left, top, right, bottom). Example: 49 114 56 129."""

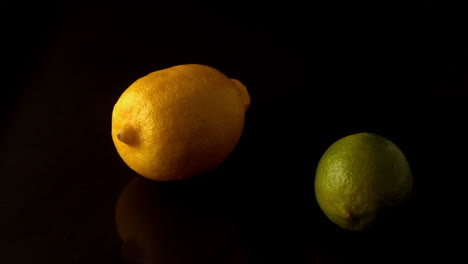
2 2 463 263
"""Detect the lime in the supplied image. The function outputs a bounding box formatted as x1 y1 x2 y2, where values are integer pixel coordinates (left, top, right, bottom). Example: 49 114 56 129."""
314 132 412 231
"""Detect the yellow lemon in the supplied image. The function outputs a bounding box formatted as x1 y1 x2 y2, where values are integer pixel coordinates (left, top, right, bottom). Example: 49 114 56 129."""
111 64 250 181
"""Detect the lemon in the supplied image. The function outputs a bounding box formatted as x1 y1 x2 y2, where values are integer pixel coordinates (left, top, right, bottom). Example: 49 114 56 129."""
111 64 250 181
314 132 412 231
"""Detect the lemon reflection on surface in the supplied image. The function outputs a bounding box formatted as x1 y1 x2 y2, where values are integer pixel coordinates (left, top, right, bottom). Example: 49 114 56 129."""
115 176 249 264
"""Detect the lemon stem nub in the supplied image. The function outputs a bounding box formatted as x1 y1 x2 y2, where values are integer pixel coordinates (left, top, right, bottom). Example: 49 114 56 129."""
231 79 250 110
116 128 138 145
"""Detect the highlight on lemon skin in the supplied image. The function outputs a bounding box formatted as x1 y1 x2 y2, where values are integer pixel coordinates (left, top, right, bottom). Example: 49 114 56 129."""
111 64 250 181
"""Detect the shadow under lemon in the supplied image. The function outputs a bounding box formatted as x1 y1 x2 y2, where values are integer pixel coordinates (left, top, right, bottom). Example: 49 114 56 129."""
115 175 251 264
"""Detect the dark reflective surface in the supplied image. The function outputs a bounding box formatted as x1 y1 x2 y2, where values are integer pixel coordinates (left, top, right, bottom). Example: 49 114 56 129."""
2 1 462 263
115 176 242 263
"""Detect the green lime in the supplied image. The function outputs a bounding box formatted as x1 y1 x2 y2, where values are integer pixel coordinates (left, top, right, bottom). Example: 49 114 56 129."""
314 132 412 231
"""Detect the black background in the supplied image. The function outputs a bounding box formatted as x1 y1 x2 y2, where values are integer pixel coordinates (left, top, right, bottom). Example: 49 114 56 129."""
1 1 464 263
